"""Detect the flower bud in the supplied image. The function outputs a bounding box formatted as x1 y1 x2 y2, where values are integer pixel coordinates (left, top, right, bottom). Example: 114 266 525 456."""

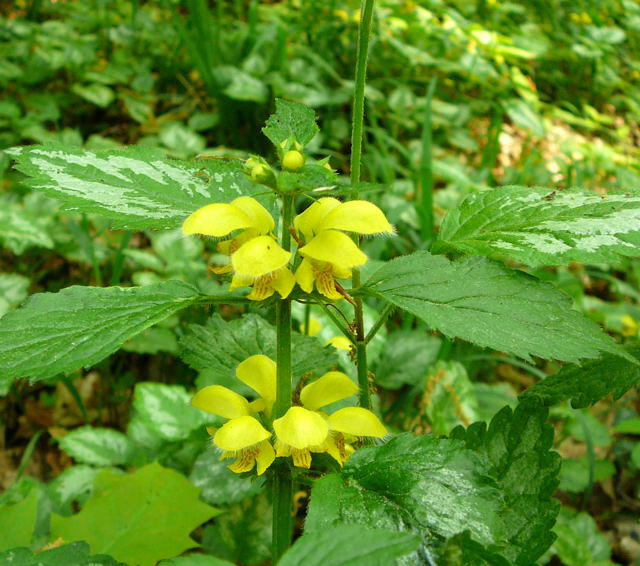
282 150 305 171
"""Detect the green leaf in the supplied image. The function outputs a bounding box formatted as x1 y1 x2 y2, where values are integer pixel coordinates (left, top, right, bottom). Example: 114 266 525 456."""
201 494 271 566
307 400 560 564
0 280 210 383
558 458 615 493
363 251 628 364
0 542 125 566
373 330 441 389
434 532 510 566
0 204 54 254
72 84 115 108
50 462 219 566
502 99 545 136
48 465 102 515
129 382 210 443
424 360 479 434
0 491 39 551
450 400 561 564
159 555 235 566
9 145 257 229
180 314 337 389
437 187 640 266
59 427 135 467
278 525 420 566
551 507 612 566
0 273 30 317
306 437 505 550
521 344 640 407
189 446 262 507
262 98 319 148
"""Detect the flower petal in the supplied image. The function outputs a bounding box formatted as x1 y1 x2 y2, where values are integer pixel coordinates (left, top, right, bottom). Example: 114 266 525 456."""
191 385 250 419
299 230 367 272
316 201 394 235
182 203 252 237
327 407 387 438
232 236 291 278
246 275 276 301
294 258 315 293
325 336 352 351
229 272 253 290
273 268 295 299
214 415 271 451
273 406 328 450
255 440 276 475
231 197 275 235
236 355 277 407
300 372 358 411
294 198 341 241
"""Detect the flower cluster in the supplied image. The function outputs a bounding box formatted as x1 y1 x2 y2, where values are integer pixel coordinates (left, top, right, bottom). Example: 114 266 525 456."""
192 355 387 474
182 196 393 301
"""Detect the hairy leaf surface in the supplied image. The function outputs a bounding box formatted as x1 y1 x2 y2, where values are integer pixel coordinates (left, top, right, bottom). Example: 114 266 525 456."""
279 525 420 566
521 343 640 407
262 98 319 147
438 187 640 266
9 145 257 229
0 281 224 383
363 251 628 363
179 314 337 384
0 542 125 566
307 400 560 564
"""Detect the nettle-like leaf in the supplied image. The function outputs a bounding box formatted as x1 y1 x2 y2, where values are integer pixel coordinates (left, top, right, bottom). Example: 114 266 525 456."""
8 145 257 229
437 187 640 266
450 400 561 564
306 400 560 564
521 343 640 408
262 98 319 148
58 427 135 467
0 542 125 566
0 280 230 384
179 314 337 389
362 251 629 364
278 525 420 566
0 205 54 254
50 463 219 566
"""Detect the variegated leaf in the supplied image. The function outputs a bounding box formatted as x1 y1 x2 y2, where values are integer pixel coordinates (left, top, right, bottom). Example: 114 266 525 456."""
437 187 640 266
7 145 258 230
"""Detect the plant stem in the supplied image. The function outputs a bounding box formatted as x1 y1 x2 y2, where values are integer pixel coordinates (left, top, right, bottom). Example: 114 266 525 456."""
419 77 437 243
350 0 375 408
272 192 295 563
349 0 375 194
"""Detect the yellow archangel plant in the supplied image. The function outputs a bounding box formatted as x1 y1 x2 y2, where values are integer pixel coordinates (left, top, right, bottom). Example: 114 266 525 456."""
182 196 295 300
191 356 387 473
181 195 393 301
293 197 394 300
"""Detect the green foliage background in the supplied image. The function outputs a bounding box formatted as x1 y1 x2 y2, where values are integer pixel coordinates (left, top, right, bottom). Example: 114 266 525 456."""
1 0 640 564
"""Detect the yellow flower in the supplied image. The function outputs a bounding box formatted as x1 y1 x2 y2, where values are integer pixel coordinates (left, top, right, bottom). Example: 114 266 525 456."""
182 197 294 301
272 371 387 468
190 354 278 474
294 198 394 300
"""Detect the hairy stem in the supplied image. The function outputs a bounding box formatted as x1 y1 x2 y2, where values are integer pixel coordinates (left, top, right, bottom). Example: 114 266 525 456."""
350 0 375 408
272 192 295 563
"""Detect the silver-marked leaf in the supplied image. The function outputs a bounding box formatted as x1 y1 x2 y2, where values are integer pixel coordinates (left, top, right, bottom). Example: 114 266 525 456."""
362 251 629 364
0 204 54 254
0 280 215 383
438 187 640 266
130 382 209 443
8 145 257 229
59 427 135 467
